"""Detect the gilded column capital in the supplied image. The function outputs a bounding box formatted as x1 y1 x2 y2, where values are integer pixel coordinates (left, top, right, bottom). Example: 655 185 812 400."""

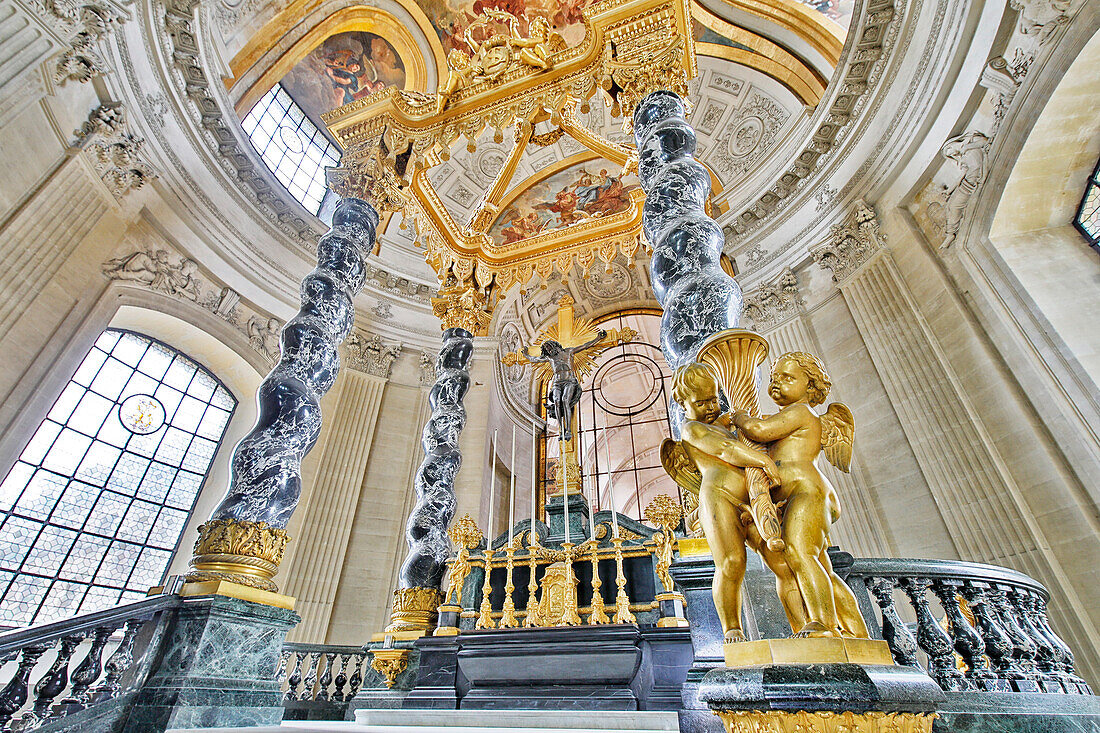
344 331 402 378
430 277 492 336
811 199 885 284
742 268 802 331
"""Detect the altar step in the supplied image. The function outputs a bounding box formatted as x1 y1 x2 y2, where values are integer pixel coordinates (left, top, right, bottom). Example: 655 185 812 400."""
169 710 680 733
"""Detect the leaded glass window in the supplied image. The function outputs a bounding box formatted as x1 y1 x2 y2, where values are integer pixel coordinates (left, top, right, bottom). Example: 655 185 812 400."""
241 84 340 216
0 329 236 626
1075 154 1100 249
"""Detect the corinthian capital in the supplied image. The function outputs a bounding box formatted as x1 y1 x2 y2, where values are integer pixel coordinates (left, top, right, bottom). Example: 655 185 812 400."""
811 200 885 283
345 331 402 378
742 268 801 331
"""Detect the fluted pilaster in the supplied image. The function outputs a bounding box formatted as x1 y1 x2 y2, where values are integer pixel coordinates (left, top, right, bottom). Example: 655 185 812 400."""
283 368 389 642
815 201 1099 679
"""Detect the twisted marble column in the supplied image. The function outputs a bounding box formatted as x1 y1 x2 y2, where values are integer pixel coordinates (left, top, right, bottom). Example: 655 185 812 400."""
633 91 742 374
389 326 474 630
188 197 378 592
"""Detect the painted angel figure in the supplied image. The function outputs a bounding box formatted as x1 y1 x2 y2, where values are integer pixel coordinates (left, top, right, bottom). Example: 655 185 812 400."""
731 351 869 639
521 330 605 442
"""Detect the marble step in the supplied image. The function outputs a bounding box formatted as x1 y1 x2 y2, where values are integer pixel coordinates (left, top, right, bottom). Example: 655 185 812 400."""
169 710 680 733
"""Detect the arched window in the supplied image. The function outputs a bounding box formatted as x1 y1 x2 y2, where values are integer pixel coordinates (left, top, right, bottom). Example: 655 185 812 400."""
1075 154 1100 248
241 84 340 218
0 329 236 626
538 311 683 521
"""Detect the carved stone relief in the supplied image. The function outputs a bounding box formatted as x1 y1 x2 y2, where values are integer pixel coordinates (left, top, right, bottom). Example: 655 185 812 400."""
102 244 284 363
418 351 438 386
75 103 155 198
710 91 789 182
742 268 801 331
811 200 885 283
581 261 632 302
344 332 402 378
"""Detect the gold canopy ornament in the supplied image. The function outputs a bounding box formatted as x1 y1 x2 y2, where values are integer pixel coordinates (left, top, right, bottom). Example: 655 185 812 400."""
324 0 696 295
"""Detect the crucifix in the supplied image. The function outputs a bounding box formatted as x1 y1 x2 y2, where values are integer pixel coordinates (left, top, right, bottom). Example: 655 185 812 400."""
502 295 635 499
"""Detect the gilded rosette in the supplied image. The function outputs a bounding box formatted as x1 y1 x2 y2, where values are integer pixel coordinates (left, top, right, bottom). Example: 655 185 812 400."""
186 518 289 593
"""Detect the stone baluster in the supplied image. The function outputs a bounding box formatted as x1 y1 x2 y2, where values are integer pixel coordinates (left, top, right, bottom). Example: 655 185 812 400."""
866 577 920 668
0 644 49 726
191 197 379 592
901 578 965 691
930 580 986 688
302 651 321 701
348 654 365 698
633 91 742 383
65 626 112 705
960 583 1014 690
1028 591 1089 693
276 651 291 693
92 620 141 699
1009 589 1059 686
391 274 487 631
332 654 350 702
317 652 334 701
988 587 1039 691
23 634 82 725
284 652 304 701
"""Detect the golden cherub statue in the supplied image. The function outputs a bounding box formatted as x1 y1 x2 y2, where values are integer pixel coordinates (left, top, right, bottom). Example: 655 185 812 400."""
662 349 869 641
731 351 868 639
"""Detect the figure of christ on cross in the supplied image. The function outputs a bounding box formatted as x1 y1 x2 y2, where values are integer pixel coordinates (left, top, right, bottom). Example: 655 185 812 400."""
501 295 635 496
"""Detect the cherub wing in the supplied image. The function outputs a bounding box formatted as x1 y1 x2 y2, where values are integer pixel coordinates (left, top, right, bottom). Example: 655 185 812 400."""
660 439 701 496
820 402 855 472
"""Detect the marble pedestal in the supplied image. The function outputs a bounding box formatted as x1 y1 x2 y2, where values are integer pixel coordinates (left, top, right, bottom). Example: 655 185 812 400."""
121 594 299 732
699 661 944 732
670 547 789 733
545 492 591 543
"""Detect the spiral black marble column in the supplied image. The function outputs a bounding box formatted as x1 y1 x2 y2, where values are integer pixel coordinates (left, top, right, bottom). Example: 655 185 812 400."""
187 197 378 593
633 91 742 373
389 326 475 630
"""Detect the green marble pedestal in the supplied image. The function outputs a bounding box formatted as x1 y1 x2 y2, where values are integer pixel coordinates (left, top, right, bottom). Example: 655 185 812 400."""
122 593 299 732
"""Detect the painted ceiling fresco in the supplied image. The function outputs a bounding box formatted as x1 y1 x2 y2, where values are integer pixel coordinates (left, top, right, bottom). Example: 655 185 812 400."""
280 31 407 134
490 161 640 245
420 0 594 55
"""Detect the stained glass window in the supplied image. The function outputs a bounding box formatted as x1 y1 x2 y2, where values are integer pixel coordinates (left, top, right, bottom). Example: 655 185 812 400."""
1075 155 1100 249
0 330 236 626
538 312 682 522
241 84 340 217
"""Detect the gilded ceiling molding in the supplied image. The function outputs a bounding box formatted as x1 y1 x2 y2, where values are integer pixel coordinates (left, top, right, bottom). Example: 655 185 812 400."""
231 4 439 117
703 0 844 66
691 3 827 104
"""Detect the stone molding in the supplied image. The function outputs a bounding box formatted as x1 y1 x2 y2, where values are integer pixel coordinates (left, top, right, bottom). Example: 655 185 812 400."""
811 200 885 284
344 331 402 378
742 268 801 332
726 0 901 238
101 243 283 363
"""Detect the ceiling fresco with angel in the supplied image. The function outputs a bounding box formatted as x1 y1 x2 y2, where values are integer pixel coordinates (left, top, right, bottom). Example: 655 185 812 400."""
280 31 407 134
490 162 640 245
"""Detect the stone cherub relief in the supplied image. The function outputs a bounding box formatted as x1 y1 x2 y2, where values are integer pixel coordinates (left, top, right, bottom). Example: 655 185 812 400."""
102 248 201 300
662 353 868 642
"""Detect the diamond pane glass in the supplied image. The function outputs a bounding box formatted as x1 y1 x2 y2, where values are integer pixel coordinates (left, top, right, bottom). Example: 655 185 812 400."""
1076 157 1100 247
0 329 237 626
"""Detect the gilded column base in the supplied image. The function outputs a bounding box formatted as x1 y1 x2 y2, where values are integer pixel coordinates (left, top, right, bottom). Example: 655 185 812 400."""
387 587 443 632
185 518 289 593
723 637 894 667
715 710 935 733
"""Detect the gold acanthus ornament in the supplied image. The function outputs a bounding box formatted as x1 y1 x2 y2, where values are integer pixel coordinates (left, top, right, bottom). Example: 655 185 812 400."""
186 518 289 593
715 710 935 733
369 649 410 689
444 513 483 606
430 275 493 335
387 587 444 632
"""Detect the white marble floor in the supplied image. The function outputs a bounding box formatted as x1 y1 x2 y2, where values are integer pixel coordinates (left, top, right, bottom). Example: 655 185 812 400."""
170 709 680 733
